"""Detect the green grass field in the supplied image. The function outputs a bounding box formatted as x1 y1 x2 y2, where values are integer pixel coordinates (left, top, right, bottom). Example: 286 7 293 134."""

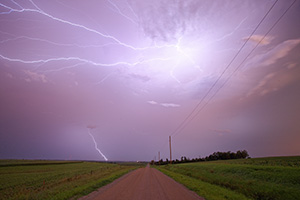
155 156 300 200
0 160 141 200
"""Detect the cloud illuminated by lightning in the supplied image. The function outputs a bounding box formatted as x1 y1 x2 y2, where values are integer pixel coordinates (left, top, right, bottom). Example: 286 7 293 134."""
0 0 254 89
0 0 178 51
0 0 193 85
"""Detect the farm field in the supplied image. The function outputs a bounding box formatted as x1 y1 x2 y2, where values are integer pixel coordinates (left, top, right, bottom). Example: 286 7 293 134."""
0 160 142 200
155 156 300 200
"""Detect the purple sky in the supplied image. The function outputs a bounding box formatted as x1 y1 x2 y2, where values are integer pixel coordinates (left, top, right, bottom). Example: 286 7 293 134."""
0 0 300 161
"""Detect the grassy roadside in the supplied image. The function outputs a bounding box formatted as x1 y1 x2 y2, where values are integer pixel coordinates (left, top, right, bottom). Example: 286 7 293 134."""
0 160 141 200
157 167 250 200
154 156 300 200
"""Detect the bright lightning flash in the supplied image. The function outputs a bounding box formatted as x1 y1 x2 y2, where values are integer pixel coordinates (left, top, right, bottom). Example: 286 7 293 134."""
0 0 206 86
88 128 108 161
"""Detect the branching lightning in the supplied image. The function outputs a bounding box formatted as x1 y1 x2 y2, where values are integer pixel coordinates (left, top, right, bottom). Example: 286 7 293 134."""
0 0 189 84
0 0 252 85
0 0 277 162
0 32 120 49
107 0 138 25
0 54 173 67
0 0 177 51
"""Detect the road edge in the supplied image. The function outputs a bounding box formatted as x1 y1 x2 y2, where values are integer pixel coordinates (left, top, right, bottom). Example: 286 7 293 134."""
77 168 139 200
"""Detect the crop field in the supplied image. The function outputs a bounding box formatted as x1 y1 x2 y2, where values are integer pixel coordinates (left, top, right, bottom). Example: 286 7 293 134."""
155 156 300 200
0 160 140 200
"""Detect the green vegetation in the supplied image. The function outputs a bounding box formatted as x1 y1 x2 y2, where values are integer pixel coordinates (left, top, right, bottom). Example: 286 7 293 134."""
155 156 300 200
151 150 249 165
0 160 140 200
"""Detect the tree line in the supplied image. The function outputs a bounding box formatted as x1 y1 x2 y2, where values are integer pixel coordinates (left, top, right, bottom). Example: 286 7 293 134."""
150 150 249 165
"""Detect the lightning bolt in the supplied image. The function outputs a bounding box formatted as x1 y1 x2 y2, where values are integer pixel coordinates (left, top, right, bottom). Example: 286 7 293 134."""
107 0 138 25
42 62 85 73
0 0 248 86
0 0 182 83
88 128 108 161
0 31 120 49
94 72 114 85
0 1 176 51
125 0 139 21
0 54 172 67
208 16 250 44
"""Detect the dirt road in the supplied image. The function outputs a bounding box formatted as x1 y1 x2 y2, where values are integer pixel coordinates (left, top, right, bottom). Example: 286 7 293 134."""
80 165 204 200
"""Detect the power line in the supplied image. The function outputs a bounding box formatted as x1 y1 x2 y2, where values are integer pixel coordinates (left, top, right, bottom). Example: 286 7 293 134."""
170 0 279 138
172 0 296 138
153 0 296 160
199 0 298 113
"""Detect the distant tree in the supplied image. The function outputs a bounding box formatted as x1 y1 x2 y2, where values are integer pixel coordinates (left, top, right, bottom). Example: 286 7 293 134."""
152 150 250 165
236 150 242 159
159 159 163 165
241 150 249 158
230 152 236 159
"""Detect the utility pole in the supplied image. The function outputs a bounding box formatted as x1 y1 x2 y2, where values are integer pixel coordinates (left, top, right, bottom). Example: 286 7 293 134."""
169 136 172 164
158 151 160 165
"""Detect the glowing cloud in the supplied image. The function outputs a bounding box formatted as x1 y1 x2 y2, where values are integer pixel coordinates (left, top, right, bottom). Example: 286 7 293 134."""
243 35 274 45
24 70 47 83
262 39 300 66
147 101 158 105
160 103 181 108
147 101 180 108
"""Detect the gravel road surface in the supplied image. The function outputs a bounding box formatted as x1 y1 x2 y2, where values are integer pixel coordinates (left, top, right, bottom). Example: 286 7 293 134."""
80 164 204 200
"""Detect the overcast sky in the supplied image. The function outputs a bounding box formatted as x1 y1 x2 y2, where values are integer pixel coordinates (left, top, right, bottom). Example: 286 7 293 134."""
0 0 299 161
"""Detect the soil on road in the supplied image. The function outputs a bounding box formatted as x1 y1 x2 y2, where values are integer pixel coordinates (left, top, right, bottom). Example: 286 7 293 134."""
80 165 204 200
